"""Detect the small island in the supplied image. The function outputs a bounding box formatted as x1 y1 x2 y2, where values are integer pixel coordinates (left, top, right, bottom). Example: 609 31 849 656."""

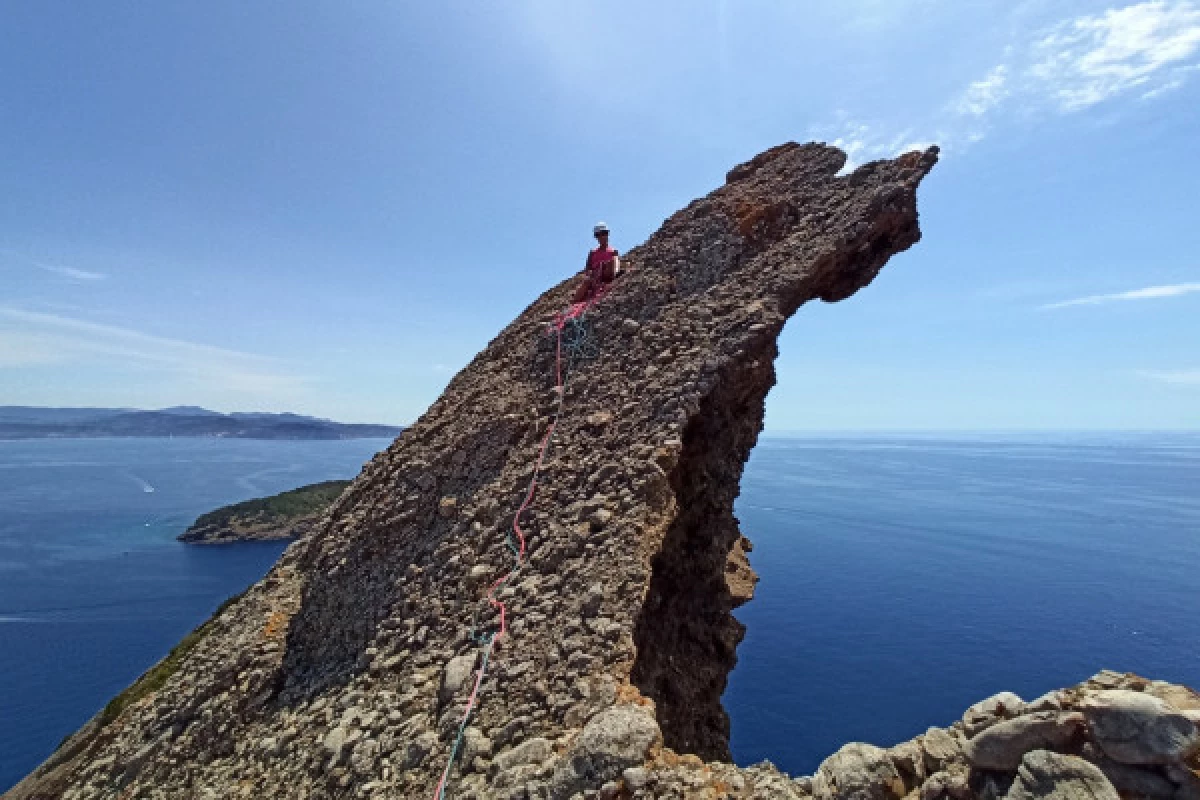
177 480 350 544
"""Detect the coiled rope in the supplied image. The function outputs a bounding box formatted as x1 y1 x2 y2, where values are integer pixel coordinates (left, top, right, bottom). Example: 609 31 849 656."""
431 290 604 799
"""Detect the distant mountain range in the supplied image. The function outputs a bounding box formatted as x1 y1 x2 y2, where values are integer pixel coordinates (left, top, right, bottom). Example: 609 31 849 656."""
0 406 403 440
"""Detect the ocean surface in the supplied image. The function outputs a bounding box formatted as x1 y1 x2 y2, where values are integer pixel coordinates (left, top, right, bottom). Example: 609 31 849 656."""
726 432 1200 774
0 437 391 793
1 434 1198 790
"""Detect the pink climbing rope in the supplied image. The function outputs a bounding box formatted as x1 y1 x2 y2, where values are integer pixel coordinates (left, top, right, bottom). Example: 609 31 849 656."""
431 287 605 800
432 634 495 800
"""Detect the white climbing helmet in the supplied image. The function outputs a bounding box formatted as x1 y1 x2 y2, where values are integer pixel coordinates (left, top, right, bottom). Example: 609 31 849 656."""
593 221 610 235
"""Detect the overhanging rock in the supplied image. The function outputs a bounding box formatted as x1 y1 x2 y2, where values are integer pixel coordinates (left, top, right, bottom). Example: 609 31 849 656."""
9 142 939 799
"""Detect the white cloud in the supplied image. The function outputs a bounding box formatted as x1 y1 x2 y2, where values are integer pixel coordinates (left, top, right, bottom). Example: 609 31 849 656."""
0 248 108 282
1140 61 1200 97
1029 1 1200 111
0 307 308 395
810 115 936 171
931 1 1200 150
955 0 1200 126
37 264 107 282
1138 369 1200 384
955 65 1011 116
1040 282 1200 309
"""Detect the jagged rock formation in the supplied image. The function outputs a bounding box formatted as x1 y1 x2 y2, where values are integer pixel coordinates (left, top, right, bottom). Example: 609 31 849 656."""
10 144 1198 800
5 141 996 800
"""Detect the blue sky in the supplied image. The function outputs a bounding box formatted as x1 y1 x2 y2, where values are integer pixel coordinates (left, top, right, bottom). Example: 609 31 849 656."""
2 1 1198 429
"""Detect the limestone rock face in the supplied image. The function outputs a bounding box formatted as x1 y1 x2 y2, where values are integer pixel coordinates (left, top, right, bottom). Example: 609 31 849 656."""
1004 750 1119 800
812 743 906 800
964 713 1086 771
963 692 1026 737
1081 689 1200 765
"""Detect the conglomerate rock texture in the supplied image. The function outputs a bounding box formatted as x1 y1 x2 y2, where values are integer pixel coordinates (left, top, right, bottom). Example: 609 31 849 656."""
8 141 1087 800
10 145 1199 800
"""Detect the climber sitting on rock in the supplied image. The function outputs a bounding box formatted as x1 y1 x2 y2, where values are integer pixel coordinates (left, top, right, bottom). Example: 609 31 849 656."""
573 221 621 304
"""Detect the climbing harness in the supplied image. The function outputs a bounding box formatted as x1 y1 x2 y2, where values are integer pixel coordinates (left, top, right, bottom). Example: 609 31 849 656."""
431 289 605 800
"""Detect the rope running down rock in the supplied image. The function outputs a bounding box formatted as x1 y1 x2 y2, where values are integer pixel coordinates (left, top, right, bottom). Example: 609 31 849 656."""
431 292 603 799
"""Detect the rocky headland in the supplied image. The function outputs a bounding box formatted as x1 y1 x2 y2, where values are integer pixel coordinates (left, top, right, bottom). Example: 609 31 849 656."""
178 481 352 544
10 142 1198 800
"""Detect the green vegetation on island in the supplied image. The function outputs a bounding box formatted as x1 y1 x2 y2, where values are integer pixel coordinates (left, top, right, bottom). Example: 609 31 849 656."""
178 480 351 544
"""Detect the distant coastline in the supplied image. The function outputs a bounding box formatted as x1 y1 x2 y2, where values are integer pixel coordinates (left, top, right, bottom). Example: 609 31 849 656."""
0 406 403 440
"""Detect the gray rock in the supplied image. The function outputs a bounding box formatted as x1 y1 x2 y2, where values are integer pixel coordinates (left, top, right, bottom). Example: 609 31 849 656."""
888 739 927 787
964 692 1026 736
581 584 606 617
920 728 965 773
918 768 972 800
440 653 478 704
1082 690 1200 765
493 737 554 772
965 712 1086 771
1093 759 1175 799
548 706 660 799
403 731 438 769
322 727 348 760
811 742 906 800
1165 764 1200 799
492 716 531 750
462 726 493 768
742 761 811 799
1026 692 1064 714
349 738 379 777
1004 750 1119 800
622 766 651 790
1088 671 1127 690
587 509 613 531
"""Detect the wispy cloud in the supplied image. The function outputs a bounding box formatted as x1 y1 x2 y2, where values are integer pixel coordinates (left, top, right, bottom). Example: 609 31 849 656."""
36 264 107 282
809 113 937 171
832 1 1200 157
1 248 108 282
1028 1 1200 111
1040 282 1200 309
0 307 308 394
951 1 1200 135
955 65 1011 117
1138 368 1200 384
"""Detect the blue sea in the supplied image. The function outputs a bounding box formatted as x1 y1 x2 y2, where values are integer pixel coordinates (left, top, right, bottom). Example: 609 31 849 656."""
1 434 1198 791
726 433 1200 774
0 437 391 792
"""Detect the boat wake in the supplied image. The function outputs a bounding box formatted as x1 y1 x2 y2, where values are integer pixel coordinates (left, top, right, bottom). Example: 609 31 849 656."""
127 473 156 493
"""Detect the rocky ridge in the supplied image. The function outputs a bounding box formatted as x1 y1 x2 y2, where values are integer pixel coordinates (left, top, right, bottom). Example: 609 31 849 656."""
13 142 1192 800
